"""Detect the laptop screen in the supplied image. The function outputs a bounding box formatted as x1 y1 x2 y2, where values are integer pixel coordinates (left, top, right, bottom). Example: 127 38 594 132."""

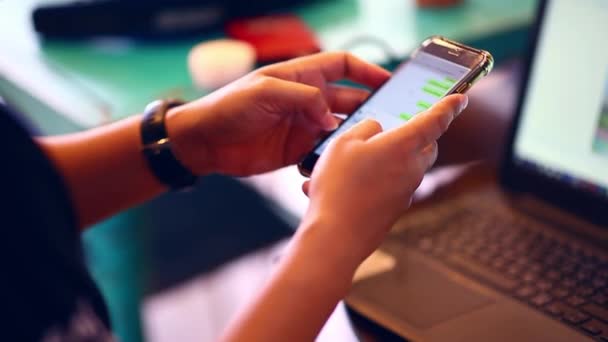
513 0 608 200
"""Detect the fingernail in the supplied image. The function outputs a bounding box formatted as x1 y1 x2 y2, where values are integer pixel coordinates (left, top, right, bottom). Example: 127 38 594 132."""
322 113 338 131
457 96 469 116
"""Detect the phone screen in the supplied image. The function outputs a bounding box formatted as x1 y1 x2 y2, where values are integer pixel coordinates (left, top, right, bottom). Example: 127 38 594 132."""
313 51 471 155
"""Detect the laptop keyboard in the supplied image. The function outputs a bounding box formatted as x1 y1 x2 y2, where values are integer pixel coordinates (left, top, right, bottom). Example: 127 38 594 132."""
401 209 608 341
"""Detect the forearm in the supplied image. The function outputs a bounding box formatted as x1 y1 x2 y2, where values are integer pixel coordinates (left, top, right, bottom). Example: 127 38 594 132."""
38 115 166 228
221 219 357 342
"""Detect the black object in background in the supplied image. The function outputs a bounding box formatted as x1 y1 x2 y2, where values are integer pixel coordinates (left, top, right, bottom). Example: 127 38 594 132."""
33 0 313 40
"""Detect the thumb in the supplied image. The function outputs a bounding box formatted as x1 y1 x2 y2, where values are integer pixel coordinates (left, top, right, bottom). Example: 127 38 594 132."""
340 118 383 141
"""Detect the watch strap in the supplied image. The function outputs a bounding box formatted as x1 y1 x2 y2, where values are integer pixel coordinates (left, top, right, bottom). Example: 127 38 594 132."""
141 99 197 190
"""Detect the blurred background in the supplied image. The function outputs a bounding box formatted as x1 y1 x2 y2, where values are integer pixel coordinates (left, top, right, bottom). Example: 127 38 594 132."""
0 0 536 341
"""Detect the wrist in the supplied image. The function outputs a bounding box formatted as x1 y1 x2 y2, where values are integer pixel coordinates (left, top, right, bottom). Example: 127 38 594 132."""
165 103 216 176
289 214 363 291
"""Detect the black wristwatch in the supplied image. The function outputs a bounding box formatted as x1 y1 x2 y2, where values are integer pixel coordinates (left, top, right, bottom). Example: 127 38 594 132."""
140 99 197 190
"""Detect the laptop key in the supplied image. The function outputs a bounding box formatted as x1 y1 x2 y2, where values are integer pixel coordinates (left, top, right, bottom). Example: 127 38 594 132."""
506 265 524 279
593 278 607 290
545 303 565 317
515 286 537 299
561 263 577 276
491 257 508 271
592 294 608 306
530 293 553 307
546 270 562 280
552 287 570 299
563 310 590 325
567 296 587 307
563 278 578 288
522 271 539 283
578 286 597 298
549 302 590 325
581 320 608 336
537 280 553 291
578 271 593 282
446 254 519 291
529 262 543 273
583 304 608 323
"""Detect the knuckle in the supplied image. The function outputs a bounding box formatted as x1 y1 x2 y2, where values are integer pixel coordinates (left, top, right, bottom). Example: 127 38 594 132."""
256 75 278 88
249 77 284 103
430 141 439 154
327 50 346 60
420 127 435 147
366 119 383 132
403 172 423 197
416 154 430 172
308 87 324 101
434 111 451 134
334 132 351 144
251 66 272 78
304 88 326 113
426 153 437 169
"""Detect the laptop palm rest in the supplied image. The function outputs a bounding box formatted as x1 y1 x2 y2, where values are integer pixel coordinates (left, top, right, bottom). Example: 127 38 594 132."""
351 250 493 330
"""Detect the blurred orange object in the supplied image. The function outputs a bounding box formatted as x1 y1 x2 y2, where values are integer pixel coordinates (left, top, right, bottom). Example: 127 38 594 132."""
417 0 463 8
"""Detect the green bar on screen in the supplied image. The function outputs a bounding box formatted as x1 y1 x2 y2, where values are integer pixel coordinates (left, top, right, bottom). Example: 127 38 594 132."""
399 113 413 121
422 86 444 98
416 100 431 109
444 76 457 84
428 79 451 91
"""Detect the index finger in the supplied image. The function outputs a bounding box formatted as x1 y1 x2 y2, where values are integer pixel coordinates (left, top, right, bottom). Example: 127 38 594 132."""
266 51 391 89
371 94 468 151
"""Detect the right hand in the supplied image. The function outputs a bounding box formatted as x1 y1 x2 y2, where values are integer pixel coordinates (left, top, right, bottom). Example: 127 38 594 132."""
295 94 468 278
166 52 389 177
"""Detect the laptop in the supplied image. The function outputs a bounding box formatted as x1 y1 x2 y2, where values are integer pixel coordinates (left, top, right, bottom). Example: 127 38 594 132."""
346 0 608 341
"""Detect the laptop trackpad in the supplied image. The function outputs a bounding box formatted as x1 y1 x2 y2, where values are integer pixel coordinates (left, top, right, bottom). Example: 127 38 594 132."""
351 251 493 330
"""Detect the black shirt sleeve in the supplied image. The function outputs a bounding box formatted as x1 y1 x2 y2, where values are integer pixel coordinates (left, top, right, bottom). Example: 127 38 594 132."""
0 104 112 341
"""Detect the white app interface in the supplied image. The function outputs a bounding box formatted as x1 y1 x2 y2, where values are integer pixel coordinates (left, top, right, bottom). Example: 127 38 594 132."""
315 51 470 154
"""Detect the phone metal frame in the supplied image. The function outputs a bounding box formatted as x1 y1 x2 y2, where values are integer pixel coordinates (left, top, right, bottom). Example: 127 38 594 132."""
298 36 494 176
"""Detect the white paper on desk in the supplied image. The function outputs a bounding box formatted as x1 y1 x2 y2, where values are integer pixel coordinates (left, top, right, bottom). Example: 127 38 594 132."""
0 47 109 128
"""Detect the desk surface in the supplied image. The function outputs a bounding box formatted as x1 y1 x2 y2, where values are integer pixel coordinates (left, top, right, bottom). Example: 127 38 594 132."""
1 0 535 132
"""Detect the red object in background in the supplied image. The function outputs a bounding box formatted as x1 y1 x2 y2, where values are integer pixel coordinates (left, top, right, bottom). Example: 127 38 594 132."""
226 14 321 63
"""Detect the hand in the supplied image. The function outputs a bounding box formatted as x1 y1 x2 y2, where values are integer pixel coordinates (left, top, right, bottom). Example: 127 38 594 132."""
294 94 468 279
166 52 391 176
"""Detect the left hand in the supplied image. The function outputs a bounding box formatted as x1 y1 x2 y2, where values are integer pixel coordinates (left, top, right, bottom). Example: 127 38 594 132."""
166 52 391 176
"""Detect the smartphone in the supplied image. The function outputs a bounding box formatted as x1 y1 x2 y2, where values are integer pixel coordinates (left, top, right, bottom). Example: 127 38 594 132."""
298 36 493 176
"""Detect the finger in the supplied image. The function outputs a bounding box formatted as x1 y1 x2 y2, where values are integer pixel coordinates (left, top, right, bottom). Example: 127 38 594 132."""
301 181 310 197
420 141 439 171
261 77 338 131
374 94 467 152
326 85 370 114
314 51 391 88
340 118 383 141
269 51 391 89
